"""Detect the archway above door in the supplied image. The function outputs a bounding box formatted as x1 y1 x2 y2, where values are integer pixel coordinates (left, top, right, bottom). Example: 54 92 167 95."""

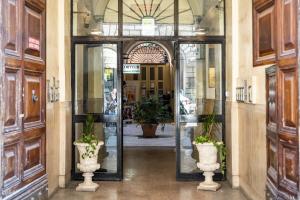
127 42 168 64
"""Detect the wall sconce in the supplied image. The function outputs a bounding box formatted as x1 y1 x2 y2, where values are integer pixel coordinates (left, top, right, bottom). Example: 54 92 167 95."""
47 77 60 103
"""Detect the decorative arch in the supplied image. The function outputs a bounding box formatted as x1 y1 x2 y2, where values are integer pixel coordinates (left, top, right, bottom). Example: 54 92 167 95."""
127 42 169 64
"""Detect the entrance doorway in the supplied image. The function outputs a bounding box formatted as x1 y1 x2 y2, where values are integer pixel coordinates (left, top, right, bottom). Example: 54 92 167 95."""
71 0 226 183
71 39 225 181
123 42 175 147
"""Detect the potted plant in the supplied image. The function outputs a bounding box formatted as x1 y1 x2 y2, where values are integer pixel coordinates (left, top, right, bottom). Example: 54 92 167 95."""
74 114 104 192
193 114 226 191
133 96 171 138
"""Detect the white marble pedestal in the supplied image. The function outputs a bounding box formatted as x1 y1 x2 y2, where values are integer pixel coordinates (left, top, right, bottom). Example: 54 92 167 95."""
76 171 99 192
197 163 221 191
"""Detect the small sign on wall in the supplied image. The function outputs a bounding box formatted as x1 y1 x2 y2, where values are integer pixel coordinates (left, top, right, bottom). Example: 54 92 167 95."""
123 64 141 74
29 37 40 50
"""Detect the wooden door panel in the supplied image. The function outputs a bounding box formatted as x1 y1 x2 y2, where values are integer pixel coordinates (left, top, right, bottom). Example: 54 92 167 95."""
267 136 278 184
277 0 297 59
3 0 21 57
254 0 273 7
278 139 298 198
23 71 45 129
278 66 297 133
266 66 277 132
23 128 45 181
3 142 21 189
24 1 45 63
266 65 279 197
253 0 276 66
4 67 21 133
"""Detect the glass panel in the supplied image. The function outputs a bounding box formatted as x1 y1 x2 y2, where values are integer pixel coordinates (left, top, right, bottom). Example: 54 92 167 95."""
73 0 118 36
180 122 222 173
158 67 163 80
75 123 118 173
141 67 146 80
123 0 174 36
75 44 118 115
179 44 222 115
158 81 164 95
179 0 224 36
158 82 163 89
133 74 139 80
150 67 155 80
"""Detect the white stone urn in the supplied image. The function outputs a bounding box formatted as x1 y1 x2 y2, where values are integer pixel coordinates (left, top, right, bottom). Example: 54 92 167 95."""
74 141 104 192
193 142 221 191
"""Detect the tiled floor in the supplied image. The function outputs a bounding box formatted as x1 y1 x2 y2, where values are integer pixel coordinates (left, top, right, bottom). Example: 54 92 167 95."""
123 123 175 147
51 148 247 200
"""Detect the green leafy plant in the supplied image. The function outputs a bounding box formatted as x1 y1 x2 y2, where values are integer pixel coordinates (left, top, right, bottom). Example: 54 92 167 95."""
194 114 226 175
77 114 99 159
133 96 172 125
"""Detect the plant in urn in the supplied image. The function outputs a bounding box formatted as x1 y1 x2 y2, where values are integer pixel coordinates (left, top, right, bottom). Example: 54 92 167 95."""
74 114 104 192
193 114 226 191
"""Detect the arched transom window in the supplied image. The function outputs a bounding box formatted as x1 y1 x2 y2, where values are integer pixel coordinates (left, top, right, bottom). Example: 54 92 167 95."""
128 43 168 64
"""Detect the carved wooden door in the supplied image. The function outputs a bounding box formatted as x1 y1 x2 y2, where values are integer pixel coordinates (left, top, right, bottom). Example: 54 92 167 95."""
265 0 299 199
277 0 298 199
1 0 47 199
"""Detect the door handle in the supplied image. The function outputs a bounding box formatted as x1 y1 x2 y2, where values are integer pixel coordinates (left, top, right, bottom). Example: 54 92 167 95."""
32 90 39 102
32 94 39 102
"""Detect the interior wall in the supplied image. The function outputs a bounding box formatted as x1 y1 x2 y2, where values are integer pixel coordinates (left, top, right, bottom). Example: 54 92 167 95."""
226 0 268 199
46 0 72 196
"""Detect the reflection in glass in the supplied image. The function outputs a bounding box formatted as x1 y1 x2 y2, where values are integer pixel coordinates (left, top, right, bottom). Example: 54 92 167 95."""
179 44 222 115
75 44 118 115
179 0 224 36
123 0 174 36
75 123 118 173
180 122 222 173
73 0 118 36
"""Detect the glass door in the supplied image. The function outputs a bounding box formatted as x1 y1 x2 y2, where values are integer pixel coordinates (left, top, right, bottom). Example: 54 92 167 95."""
176 42 225 180
72 42 123 180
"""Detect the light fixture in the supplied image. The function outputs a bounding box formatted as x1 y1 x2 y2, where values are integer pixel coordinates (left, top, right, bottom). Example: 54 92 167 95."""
142 17 156 36
90 15 104 35
194 15 207 35
195 30 207 35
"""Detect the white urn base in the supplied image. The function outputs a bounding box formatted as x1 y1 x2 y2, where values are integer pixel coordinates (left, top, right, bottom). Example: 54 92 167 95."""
197 171 221 191
76 172 99 192
196 162 221 191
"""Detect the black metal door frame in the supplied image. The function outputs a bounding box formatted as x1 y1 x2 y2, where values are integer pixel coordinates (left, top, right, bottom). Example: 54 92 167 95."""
175 40 226 181
71 41 123 181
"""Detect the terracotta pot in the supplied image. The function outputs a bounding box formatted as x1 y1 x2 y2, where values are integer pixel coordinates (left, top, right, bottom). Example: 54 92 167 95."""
141 124 158 138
